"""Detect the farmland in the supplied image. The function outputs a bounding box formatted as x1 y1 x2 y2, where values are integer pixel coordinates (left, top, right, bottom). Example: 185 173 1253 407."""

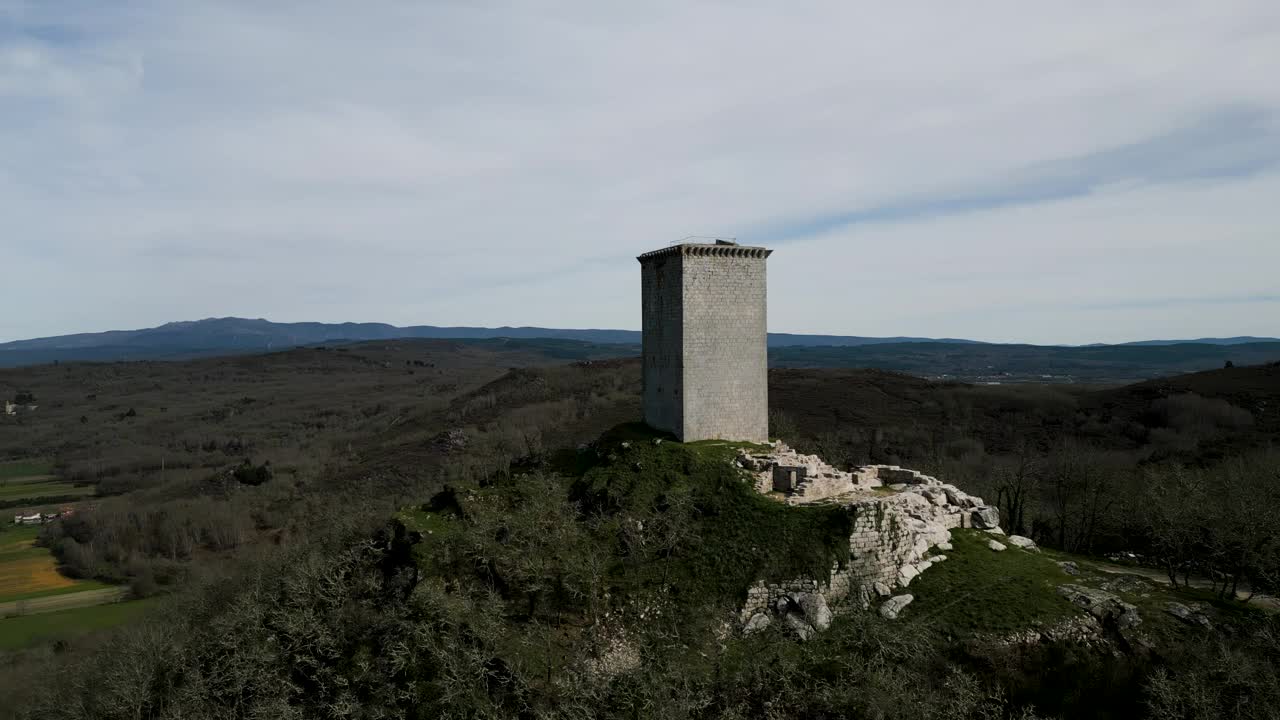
0 462 51 480
0 525 118 611
0 470 147 651
0 598 159 651
0 460 93 512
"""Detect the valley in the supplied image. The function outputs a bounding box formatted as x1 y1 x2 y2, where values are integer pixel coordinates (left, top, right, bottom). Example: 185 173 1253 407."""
0 342 1277 717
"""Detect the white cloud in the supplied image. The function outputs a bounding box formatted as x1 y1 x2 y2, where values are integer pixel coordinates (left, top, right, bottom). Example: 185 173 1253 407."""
1 0 1278 343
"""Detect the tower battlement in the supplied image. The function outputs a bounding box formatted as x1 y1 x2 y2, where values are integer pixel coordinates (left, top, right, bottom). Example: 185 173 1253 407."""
637 241 772 442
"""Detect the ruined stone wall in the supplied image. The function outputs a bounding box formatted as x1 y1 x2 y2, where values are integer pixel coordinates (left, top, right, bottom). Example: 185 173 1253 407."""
739 494 955 622
737 466 1003 635
640 253 684 438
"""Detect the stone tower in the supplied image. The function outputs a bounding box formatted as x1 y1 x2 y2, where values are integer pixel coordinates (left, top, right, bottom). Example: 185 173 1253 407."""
637 240 772 442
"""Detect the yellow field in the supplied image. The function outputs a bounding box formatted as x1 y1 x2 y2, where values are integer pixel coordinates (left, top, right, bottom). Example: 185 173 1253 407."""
0 554 80 596
0 528 86 602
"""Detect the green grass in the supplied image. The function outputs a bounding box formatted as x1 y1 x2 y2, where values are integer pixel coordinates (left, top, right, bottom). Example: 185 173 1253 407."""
0 598 159 650
0 525 42 547
0 479 88 501
0 460 53 480
904 530 1082 636
903 530 1275 642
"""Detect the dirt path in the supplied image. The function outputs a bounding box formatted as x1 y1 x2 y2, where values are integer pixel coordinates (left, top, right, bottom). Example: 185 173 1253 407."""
1091 561 1280 612
0 587 128 618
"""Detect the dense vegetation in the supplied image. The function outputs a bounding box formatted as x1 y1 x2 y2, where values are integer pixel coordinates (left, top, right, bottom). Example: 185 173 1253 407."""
771 365 1280 600
0 343 1278 718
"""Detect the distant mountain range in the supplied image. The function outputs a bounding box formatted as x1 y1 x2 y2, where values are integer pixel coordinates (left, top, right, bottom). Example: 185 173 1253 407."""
0 317 1276 369
1109 337 1280 346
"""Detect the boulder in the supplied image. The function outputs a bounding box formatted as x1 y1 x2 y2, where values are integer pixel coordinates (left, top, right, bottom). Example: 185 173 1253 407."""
797 592 833 632
971 506 1001 529
988 540 1007 552
744 613 772 634
937 541 953 551
873 581 892 597
783 612 814 641
1007 535 1038 551
1165 602 1213 630
985 527 1006 536
1057 585 1142 630
879 594 914 620
897 565 919 587
912 537 931 558
1058 561 1080 576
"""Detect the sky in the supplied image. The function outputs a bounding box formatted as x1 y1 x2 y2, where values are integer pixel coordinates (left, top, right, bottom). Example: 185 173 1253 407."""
2 1 1278 345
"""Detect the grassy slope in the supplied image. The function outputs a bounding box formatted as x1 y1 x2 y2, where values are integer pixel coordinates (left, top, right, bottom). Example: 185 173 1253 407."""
906 530 1081 635
904 529 1273 640
401 425 853 618
402 424 1275 647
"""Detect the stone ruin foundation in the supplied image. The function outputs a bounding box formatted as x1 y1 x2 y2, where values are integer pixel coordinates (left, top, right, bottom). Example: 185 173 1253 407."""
733 443 1004 636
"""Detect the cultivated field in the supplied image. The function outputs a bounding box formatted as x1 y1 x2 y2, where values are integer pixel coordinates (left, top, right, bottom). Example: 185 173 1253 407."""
0 598 157 650
0 460 95 515
0 525 117 611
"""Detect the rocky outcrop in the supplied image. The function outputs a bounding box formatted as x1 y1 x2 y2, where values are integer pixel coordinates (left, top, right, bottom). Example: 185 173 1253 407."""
970 506 1001 529
736 450 999 635
729 443 1034 641
746 590 836 639
1165 602 1213 630
998 615 1107 647
1056 585 1142 631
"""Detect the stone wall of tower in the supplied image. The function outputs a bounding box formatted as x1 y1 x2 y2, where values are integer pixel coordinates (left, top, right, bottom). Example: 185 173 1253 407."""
680 253 769 442
640 253 685 438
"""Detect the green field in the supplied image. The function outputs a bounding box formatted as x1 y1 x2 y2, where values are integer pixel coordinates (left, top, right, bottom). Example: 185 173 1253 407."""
0 460 54 481
0 598 159 650
0 460 94 506
0 479 91 502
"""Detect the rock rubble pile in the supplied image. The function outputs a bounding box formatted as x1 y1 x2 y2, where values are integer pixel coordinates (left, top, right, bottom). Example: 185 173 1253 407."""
734 444 1010 636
